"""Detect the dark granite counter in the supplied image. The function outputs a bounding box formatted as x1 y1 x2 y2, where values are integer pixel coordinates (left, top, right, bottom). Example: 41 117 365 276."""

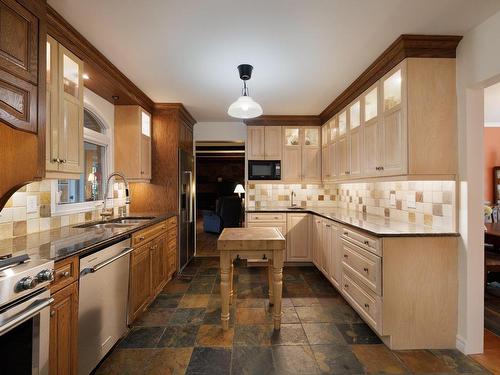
246 207 459 237
0 212 177 262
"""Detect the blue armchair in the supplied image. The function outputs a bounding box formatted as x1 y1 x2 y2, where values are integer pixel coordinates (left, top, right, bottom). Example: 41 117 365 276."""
203 196 242 234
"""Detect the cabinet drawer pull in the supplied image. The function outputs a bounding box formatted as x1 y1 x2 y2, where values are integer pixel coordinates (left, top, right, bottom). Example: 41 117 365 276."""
364 240 370 245
344 232 348 236
52 158 60 163
364 303 370 308
139 236 145 241
344 284 349 288
326 224 331 228
343 254 348 258
363 267 369 273
61 159 67 163
50 310 55 317
60 271 70 278
274 217 279 219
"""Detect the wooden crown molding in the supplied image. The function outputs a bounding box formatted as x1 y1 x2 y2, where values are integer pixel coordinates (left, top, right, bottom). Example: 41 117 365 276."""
47 5 154 112
319 34 462 124
154 103 197 126
244 115 321 127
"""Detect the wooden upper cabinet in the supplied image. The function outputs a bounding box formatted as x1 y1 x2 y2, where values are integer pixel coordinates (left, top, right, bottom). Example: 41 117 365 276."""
264 126 282 160
247 126 265 159
247 126 281 160
282 127 302 181
337 110 349 179
302 127 321 182
282 126 321 183
348 100 362 178
115 105 152 182
0 0 39 132
363 85 381 177
45 37 84 179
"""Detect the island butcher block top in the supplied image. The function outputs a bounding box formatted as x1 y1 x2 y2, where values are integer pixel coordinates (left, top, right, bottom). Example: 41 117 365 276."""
217 227 286 251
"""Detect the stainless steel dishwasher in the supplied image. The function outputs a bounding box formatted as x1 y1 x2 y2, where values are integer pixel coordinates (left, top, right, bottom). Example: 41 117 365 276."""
77 238 133 375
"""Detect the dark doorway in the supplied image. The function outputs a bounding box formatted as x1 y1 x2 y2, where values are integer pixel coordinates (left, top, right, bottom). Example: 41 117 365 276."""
195 142 245 257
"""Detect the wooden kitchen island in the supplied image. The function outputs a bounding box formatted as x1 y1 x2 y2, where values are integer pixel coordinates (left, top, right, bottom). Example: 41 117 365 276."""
217 227 286 330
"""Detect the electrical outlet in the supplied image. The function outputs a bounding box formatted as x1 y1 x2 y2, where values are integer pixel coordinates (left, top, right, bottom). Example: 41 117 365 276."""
27 195 38 214
407 193 416 209
389 192 396 206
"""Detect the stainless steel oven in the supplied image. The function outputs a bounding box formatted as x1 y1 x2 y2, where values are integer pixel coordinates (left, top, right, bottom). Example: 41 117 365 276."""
248 160 281 180
0 255 54 375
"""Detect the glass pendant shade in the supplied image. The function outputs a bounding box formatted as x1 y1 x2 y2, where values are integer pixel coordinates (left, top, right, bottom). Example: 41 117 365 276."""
227 95 263 119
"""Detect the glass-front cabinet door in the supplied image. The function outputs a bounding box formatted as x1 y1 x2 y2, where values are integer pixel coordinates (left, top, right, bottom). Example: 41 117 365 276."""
383 68 402 112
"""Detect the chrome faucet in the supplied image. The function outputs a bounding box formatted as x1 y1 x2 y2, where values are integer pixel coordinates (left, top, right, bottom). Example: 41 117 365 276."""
290 190 296 207
101 172 130 219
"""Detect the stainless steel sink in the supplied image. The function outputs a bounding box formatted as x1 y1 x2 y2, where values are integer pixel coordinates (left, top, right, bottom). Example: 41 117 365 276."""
74 222 137 229
287 206 305 210
110 217 155 225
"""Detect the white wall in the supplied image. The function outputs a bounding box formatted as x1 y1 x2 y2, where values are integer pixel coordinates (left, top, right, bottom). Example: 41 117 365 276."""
193 122 247 143
456 10 500 354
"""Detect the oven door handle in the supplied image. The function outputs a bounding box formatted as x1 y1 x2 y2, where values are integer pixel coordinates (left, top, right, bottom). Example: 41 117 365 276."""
0 297 54 335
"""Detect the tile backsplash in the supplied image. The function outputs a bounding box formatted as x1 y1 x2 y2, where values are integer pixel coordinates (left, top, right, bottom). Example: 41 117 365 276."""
246 180 456 230
246 183 337 209
0 180 128 240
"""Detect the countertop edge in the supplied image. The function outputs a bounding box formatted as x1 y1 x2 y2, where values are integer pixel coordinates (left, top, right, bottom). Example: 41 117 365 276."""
245 209 459 238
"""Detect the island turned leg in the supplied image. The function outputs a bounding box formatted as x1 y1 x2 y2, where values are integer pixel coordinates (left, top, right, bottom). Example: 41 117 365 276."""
230 262 234 305
268 259 274 305
220 252 231 330
272 250 284 330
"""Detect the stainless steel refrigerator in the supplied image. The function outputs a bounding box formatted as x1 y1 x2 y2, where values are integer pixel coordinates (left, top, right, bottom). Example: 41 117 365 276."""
179 149 195 270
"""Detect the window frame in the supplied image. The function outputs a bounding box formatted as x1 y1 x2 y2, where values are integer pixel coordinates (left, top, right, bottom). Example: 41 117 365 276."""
51 106 112 216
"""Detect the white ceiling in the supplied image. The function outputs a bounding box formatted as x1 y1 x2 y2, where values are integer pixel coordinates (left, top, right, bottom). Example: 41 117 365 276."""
485 81 500 126
48 0 500 123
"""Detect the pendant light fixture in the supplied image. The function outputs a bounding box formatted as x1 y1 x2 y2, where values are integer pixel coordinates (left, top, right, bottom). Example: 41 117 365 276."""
227 64 263 119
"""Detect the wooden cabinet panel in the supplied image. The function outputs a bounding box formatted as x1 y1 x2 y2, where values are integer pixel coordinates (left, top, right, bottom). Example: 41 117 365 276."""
50 282 78 375
349 127 362 177
329 224 340 288
151 235 167 295
115 105 152 182
246 221 287 237
282 144 301 181
129 244 151 322
321 221 332 275
312 217 322 267
247 126 265 160
0 0 40 133
286 213 311 261
58 96 83 174
328 143 337 179
264 126 281 160
381 109 406 175
337 137 348 179
302 147 321 182
363 118 380 176
321 146 330 181
51 256 79 294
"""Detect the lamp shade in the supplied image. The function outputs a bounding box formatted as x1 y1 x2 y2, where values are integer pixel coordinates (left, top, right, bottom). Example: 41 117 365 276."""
227 96 263 119
234 184 245 194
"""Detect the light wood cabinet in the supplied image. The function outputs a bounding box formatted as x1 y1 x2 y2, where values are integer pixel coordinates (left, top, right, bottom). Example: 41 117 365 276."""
115 105 152 182
46 37 84 179
247 126 282 160
286 213 311 261
50 257 79 375
312 217 322 267
282 126 321 182
323 58 456 182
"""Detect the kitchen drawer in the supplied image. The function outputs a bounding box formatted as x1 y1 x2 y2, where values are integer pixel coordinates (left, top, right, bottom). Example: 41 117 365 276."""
133 221 167 246
342 271 382 334
341 227 381 256
247 213 286 222
167 228 177 242
341 240 382 295
166 216 177 230
51 256 79 293
246 221 287 236
168 238 177 251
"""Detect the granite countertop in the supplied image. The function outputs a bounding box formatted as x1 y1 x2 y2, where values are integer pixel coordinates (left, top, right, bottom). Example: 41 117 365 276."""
0 212 177 262
246 207 459 237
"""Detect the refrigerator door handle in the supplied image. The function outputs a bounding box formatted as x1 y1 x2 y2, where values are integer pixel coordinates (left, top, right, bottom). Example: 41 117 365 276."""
184 170 193 223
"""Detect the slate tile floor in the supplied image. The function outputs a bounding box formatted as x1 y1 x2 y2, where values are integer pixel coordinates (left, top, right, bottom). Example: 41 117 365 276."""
95 257 490 374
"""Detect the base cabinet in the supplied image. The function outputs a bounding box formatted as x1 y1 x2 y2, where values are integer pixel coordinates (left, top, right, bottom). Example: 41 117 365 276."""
49 262 79 375
286 213 311 261
129 243 152 323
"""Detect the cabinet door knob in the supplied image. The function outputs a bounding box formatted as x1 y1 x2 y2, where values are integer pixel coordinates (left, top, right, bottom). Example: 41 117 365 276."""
344 284 349 288
364 303 369 308
139 236 145 241
50 310 55 317
364 240 370 245
344 232 349 236
52 158 60 163
60 271 70 278
363 267 369 273
61 159 67 163
343 254 348 258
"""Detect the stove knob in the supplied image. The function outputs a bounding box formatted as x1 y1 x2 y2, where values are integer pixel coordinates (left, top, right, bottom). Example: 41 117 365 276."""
37 269 54 282
18 276 38 291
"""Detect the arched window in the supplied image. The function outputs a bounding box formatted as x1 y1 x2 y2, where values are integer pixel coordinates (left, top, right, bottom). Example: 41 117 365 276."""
56 107 111 209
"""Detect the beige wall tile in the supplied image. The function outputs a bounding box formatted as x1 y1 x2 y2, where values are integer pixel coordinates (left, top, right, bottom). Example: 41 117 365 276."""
13 221 27 237
0 222 13 239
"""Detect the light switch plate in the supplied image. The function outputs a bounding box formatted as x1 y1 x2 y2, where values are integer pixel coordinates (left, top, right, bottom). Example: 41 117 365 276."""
27 195 38 214
407 193 416 209
389 192 396 206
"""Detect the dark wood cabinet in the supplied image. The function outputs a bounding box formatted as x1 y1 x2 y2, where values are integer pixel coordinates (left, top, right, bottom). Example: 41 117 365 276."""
151 234 168 295
129 242 152 322
49 280 78 375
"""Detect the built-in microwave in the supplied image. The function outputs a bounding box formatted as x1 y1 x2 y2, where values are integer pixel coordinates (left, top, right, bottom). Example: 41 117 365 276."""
248 160 281 180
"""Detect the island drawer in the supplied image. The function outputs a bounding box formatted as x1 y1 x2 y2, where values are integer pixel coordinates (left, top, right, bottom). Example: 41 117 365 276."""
341 227 381 256
247 213 286 222
342 271 382 334
341 240 382 295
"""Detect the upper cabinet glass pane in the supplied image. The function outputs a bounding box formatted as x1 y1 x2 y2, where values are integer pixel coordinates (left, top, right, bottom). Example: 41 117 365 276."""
141 111 151 137
365 87 377 121
384 69 402 111
63 53 79 97
46 41 51 85
338 111 347 136
285 128 300 146
350 101 360 129
330 118 337 141
304 128 319 147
